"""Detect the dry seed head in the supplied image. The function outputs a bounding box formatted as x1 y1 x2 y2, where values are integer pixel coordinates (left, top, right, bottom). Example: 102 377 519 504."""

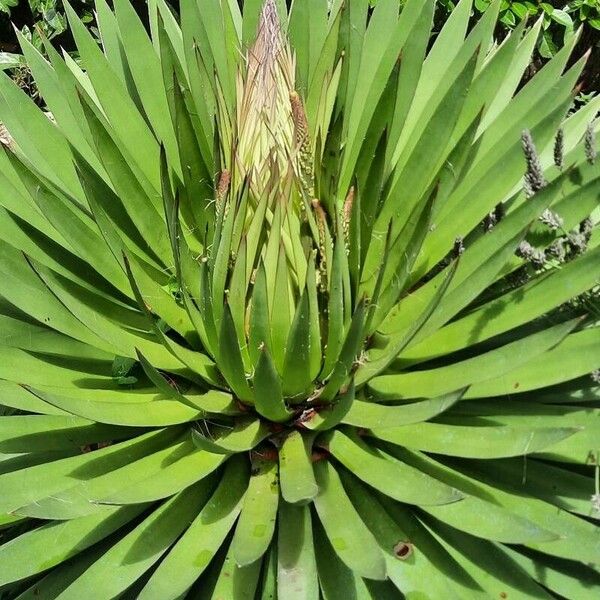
516 240 545 269
584 122 597 165
521 129 546 197
539 208 563 231
554 128 564 169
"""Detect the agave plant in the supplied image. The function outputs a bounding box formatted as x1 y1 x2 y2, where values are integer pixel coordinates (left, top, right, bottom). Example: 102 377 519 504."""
0 0 599 597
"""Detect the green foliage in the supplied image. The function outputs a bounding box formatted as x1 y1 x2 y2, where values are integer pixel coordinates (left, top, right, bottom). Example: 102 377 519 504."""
0 0 599 598
437 0 600 57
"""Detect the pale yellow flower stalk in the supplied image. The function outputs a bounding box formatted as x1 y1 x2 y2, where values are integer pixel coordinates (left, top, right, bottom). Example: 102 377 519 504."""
234 0 296 199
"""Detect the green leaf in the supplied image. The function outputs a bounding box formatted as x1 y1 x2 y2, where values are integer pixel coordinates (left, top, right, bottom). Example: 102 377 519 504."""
465 327 600 398
191 418 269 454
282 290 313 397
0 415 137 453
389 447 562 545
324 428 464 505
302 381 355 431
16 437 216 519
27 385 204 427
231 455 279 566
277 503 319 600
64 1 161 191
371 422 580 459
0 504 145 587
370 317 580 400
52 483 207 600
320 299 367 401
312 459 387 580
138 457 248 600
218 303 253 403
343 389 464 428
253 346 292 422
400 245 600 365
340 471 475 598
313 514 380 599
278 430 319 504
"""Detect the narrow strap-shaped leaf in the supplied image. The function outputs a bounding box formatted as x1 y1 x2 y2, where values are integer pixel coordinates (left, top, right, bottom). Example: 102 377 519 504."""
248 261 271 367
320 298 367 401
321 237 345 379
126 246 195 341
313 517 380 600
27 385 203 427
312 459 387 580
231 455 279 566
282 290 313 398
324 428 463 506
52 483 206 600
364 46 478 286
357 261 457 385
0 380 69 416
211 189 238 329
302 382 354 432
63 1 161 190
388 447 560 545
425 518 554 600
278 430 318 504
197 259 219 357
191 418 269 454
0 414 137 453
369 187 437 332
400 244 600 365
75 97 171 265
340 471 473 598
465 326 600 398
259 546 278 600
112 0 181 178
277 503 319 600
16 437 197 519
98 452 224 506
0 504 146 587
383 0 435 173
228 238 250 366
0 427 178 515
253 346 292 423
370 317 580 400
209 540 264 600
0 71 83 201
138 457 249 600
218 303 253 403
75 155 163 271
270 243 292 374
343 389 464 427
305 252 322 380
371 422 580 459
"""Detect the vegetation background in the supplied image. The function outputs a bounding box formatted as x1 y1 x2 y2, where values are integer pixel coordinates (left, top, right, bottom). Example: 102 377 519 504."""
1 1 600 100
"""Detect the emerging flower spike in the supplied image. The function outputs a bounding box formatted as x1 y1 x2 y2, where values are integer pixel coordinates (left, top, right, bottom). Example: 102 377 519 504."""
234 0 296 196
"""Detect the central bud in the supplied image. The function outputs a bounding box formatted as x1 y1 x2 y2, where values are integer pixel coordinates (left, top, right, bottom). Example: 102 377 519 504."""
190 0 363 426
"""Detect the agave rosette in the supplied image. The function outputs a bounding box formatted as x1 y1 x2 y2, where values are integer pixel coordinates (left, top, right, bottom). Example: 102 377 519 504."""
0 0 599 598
